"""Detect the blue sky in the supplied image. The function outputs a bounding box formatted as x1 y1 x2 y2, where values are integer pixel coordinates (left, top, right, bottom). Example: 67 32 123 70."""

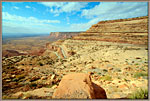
2 2 148 34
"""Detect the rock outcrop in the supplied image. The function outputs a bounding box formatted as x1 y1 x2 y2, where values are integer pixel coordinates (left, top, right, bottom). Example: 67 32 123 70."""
2 50 26 57
52 73 107 99
73 16 148 45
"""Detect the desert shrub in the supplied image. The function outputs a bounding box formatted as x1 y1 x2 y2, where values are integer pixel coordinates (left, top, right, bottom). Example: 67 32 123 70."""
29 83 37 88
135 63 139 65
128 88 148 99
97 72 102 76
16 74 25 80
117 76 121 79
38 62 43 66
100 75 112 81
133 72 148 78
68 50 76 56
103 69 108 72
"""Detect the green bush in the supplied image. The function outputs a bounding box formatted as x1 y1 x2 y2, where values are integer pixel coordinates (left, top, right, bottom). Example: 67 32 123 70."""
100 75 112 81
29 83 37 88
133 72 148 78
103 69 108 72
128 88 148 99
38 62 43 66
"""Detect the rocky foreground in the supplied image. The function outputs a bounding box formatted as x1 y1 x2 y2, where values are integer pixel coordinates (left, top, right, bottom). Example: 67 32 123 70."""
2 39 148 99
2 16 148 99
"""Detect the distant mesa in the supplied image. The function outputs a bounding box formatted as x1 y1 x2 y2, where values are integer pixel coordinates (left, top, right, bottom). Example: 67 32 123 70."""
49 32 82 40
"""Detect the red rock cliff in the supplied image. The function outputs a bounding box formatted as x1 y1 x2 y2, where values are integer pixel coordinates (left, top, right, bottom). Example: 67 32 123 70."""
73 16 148 45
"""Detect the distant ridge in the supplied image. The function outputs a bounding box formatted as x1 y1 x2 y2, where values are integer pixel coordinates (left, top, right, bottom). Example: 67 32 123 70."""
49 32 82 40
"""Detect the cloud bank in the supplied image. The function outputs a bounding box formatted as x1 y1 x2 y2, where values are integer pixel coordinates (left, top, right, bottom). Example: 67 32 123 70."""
2 2 148 34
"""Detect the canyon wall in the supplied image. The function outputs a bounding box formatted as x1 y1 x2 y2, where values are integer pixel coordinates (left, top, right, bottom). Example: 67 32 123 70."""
73 16 148 45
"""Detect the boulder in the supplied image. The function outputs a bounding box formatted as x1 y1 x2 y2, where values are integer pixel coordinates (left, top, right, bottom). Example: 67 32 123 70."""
52 73 107 99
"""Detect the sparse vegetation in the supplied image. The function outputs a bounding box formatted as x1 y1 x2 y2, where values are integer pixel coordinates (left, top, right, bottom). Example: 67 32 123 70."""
133 72 148 78
100 75 112 81
68 50 76 56
128 88 148 99
135 63 139 65
29 83 37 88
38 62 43 66
103 69 108 72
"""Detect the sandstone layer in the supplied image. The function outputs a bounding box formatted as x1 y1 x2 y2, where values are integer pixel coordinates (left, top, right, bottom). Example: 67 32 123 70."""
73 16 148 45
52 73 107 99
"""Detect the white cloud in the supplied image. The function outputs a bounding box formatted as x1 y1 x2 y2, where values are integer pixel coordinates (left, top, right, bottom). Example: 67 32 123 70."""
2 12 60 24
40 2 88 14
81 2 148 19
61 2 88 13
67 2 148 32
2 12 61 34
69 18 100 31
3 2 148 34
25 5 31 8
3 21 61 34
54 14 59 17
40 2 65 8
13 6 19 10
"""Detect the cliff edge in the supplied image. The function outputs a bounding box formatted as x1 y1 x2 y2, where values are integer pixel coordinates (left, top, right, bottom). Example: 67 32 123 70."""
73 16 148 45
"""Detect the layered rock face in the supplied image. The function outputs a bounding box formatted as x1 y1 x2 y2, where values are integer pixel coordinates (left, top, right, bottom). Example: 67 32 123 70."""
52 73 107 99
49 32 81 40
73 16 148 45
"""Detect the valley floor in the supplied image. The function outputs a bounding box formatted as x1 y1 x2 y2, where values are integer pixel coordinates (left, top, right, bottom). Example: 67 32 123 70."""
2 39 148 99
